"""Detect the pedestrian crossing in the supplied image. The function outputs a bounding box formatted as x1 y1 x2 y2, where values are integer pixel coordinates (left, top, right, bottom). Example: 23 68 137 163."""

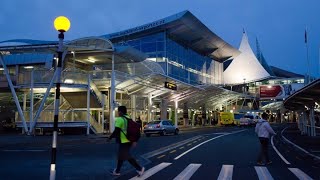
128 162 314 180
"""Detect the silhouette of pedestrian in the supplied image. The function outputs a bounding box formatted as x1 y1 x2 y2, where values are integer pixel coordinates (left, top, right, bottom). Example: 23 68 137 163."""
255 112 276 165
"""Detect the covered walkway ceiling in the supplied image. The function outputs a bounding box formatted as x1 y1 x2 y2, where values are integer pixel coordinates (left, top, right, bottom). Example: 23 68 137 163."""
0 37 147 65
284 79 320 111
114 71 244 109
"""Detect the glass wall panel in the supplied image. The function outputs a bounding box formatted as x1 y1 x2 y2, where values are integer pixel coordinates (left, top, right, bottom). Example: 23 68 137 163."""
114 31 222 85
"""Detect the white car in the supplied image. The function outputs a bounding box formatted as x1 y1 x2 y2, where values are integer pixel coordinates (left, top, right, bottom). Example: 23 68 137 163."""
143 120 179 137
240 114 260 126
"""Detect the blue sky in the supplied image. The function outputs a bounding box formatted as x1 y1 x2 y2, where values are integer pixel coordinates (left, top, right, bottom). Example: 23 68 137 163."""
1 0 320 76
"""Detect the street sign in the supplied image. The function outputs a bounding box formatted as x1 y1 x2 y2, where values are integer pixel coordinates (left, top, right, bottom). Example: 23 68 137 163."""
164 81 177 90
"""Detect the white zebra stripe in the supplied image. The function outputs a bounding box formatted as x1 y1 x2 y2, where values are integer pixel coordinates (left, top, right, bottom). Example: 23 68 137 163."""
129 162 171 180
217 165 233 180
288 168 313 180
173 164 201 180
254 166 274 180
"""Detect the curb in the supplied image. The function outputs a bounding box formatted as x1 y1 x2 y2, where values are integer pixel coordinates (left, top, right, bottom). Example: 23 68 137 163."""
281 127 320 161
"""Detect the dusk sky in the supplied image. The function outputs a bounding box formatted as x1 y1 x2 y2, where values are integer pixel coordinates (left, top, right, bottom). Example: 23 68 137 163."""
1 0 320 77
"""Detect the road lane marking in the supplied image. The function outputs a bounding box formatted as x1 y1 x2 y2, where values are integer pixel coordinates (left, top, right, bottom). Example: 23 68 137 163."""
288 168 313 180
179 147 185 149
157 155 166 159
254 166 274 180
174 130 246 160
170 150 176 154
129 162 171 180
217 165 233 180
271 136 291 165
281 127 320 160
187 143 192 146
173 164 201 180
143 136 202 158
2 149 47 152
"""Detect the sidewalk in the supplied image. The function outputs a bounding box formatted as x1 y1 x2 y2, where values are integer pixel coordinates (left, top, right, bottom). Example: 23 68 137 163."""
282 124 320 160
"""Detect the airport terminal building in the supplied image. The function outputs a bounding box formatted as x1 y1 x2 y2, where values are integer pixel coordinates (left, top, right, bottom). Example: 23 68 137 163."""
0 11 305 134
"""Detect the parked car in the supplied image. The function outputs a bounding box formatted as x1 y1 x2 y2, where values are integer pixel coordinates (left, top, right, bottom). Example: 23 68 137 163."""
240 114 260 126
143 120 179 137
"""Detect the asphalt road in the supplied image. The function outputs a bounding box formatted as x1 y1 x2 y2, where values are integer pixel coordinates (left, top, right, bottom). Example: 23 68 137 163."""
0 125 318 179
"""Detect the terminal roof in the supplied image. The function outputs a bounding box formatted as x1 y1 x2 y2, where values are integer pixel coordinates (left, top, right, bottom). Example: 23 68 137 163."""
284 79 320 110
102 10 240 62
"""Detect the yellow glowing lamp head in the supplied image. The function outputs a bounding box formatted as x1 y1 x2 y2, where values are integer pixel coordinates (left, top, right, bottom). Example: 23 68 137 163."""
54 16 71 32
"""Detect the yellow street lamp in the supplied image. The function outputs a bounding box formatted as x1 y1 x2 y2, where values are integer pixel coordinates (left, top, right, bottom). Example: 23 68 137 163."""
54 16 71 32
50 16 70 180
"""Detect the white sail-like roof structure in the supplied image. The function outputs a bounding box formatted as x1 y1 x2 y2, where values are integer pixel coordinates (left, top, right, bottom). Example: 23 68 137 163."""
223 32 270 84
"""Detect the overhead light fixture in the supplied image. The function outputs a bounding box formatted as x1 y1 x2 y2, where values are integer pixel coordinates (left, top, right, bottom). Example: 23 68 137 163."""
64 79 74 84
0 68 4 70
24 66 34 69
88 58 96 63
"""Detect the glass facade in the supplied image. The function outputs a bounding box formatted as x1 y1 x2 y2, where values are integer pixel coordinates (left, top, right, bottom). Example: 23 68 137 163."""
114 32 223 85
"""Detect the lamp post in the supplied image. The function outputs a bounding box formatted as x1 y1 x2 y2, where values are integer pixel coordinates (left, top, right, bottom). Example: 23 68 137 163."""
50 16 70 180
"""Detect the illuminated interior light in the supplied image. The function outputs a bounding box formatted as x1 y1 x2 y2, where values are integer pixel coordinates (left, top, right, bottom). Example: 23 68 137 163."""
146 58 157 62
24 66 34 69
168 60 184 68
64 79 74 84
87 58 96 63
0 68 4 70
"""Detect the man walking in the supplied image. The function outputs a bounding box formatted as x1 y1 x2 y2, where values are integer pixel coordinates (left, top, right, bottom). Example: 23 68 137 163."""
108 106 145 176
255 112 276 165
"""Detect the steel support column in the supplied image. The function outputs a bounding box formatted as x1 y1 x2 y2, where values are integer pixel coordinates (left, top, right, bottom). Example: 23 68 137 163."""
30 55 65 133
0 54 28 133
101 94 105 133
23 93 27 111
87 74 91 135
109 54 116 133
29 70 34 133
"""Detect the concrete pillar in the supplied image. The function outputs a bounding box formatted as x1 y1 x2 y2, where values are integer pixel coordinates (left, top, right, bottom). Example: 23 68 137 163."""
303 112 307 135
131 95 136 121
183 103 188 127
202 105 206 125
310 108 315 136
160 99 168 120
175 100 178 127
148 93 152 122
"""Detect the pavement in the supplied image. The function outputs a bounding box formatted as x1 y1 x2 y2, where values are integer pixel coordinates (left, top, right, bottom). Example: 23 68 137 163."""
280 123 320 162
0 123 319 179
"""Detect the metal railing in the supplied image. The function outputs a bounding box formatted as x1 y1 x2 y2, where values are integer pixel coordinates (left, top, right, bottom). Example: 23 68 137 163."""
16 69 88 86
15 110 90 123
299 122 320 136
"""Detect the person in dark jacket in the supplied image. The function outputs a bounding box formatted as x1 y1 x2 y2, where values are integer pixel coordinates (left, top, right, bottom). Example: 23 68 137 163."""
136 116 142 132
108 106 145 176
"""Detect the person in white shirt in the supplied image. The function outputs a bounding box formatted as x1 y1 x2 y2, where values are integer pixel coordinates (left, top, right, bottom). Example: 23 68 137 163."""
255 112 276 165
